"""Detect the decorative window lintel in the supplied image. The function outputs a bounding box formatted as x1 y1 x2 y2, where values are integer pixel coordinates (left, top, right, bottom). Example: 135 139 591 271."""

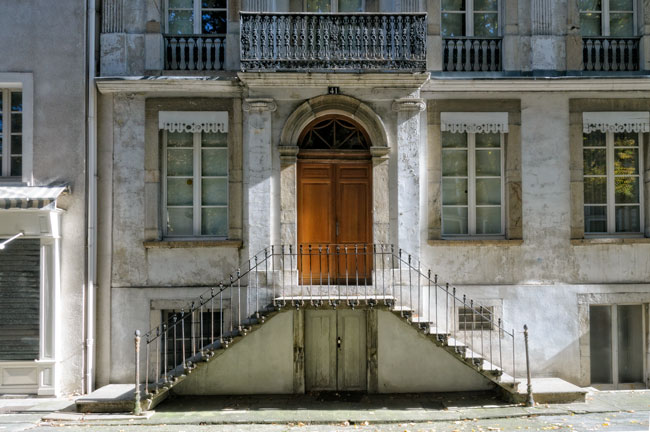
582 112 650 134
441 112 509 134
159 111 228 134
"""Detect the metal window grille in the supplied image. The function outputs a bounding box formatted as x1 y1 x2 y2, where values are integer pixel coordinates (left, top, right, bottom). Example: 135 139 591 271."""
458 306 493 331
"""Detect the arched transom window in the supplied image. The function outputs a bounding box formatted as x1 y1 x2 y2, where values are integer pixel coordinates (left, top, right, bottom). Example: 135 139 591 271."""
298 117 370 151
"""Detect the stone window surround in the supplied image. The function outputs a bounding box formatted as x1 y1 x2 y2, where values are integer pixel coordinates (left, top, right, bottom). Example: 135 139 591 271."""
277 94 391 247
0 73 33 185
577 292 650 387
144 98 243 244
569 99 650 240
427 100 522 242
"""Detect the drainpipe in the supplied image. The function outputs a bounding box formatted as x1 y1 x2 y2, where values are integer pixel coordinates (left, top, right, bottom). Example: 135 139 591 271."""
85 0 98 395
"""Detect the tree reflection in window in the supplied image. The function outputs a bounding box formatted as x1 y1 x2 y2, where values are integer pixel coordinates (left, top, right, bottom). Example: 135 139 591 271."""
299 118 370 151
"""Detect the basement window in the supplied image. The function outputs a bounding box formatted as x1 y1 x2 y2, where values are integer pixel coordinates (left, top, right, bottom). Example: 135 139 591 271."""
458 306 494 331
161 309 223 370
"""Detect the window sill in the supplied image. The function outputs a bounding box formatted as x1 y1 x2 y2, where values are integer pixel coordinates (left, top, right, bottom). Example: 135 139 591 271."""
144 239 243 249
571 237 650 246
428 239 523 246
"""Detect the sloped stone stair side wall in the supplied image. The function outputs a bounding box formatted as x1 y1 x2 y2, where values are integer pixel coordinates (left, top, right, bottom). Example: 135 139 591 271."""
377 311 495 393
172 311 295 395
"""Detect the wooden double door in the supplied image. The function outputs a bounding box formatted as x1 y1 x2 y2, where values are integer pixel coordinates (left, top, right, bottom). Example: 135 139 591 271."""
297 160 373 285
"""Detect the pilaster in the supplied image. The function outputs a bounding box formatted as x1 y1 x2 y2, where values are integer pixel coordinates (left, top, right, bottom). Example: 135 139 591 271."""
243 98 277 257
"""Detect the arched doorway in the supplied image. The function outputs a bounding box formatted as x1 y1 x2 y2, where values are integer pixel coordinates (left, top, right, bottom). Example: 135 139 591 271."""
297 116 373 285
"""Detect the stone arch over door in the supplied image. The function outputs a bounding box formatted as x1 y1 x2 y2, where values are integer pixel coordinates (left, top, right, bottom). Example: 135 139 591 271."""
279 94 390 247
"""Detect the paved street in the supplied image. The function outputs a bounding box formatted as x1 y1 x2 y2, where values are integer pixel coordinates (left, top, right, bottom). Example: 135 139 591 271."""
1 391 649 432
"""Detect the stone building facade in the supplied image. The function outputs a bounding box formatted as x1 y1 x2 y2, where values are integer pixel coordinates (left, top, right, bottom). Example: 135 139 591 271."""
6 0 647 396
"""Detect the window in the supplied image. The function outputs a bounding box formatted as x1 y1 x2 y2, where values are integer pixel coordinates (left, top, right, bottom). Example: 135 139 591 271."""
0 90 22 177
458 306 493 331
579 0 635 37
166 0 227 34
583 131 644 234
163 130 228 237
161 309 223 370
441 131 504 236
305 0 363 12
441 0 499 37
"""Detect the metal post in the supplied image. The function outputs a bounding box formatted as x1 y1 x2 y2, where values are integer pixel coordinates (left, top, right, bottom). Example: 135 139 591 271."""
524 324 534 407
134 330 142 415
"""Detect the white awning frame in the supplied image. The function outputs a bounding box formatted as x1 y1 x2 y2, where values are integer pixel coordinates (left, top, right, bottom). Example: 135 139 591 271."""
441 112 509 134
158 111 228 133
582 112 650 134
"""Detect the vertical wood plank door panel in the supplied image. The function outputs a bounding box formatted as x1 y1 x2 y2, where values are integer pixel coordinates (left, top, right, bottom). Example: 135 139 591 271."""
305 310 337 391
298 160 372 285
337 309 367 391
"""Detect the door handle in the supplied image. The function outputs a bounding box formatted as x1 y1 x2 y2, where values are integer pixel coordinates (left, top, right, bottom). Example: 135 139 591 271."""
337 336 341 349
336 221 339 237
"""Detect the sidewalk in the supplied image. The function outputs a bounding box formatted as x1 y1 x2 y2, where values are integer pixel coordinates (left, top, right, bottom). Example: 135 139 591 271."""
27 389 650 426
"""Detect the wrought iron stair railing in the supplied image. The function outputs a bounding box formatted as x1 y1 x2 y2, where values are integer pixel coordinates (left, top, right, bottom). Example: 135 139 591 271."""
240 12 427 72
133 244 528 411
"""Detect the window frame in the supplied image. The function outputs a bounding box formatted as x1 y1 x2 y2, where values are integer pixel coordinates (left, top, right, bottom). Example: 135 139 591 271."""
579 0 637 37
161 130 229 239
303 0 365 12
441 0 501 38
164 0 228 35
0 89 23 178
583 130 644 236
441 131 505 238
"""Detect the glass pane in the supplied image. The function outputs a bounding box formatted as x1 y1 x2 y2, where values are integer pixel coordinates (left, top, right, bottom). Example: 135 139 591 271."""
583 149 606 175
202 207 228 236
168 10 194 34
615 205 640 232
201 11 227 34
442 178 468 205
10 156 21 176
441 13 465 37
167 178 194 206
338 0 363 12
584 206 607 233
202 0 227 7
11 113 21 132
610 0 633 10
442 132 467 148
202 149 227 176
442 150 468 176
202 178 227 206
0 114 3 132
0 156 2 176
476 178 501 205
615 177 639 204
10 135 21 155
170 0 193 7
202 132 227 147
590 305 612 384
168 132 193 147
584 132 606 147
584 177 606 204
610 13 634 37
614 132 637 147
618 305 644 383
166 208 194 236
579 0 601 10
475 0 497 11
580 13 602 36
474 13 498 37
11 92 22 112
475 149 500 176
305 0 331 12
475 133 500 148
167 149 193 176
614 148 638 175
442 207 468 235
441 0 465 10
476 207 501 234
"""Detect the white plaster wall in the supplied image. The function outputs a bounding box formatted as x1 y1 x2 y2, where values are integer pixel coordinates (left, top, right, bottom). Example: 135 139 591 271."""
172 310 295 395
0 0 87 395
377 311 494 393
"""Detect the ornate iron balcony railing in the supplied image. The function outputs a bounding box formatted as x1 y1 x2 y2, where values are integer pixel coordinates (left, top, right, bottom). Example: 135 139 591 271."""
164 34 226 71
240 12 427 72
443 37 502 72
582 36 640 72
